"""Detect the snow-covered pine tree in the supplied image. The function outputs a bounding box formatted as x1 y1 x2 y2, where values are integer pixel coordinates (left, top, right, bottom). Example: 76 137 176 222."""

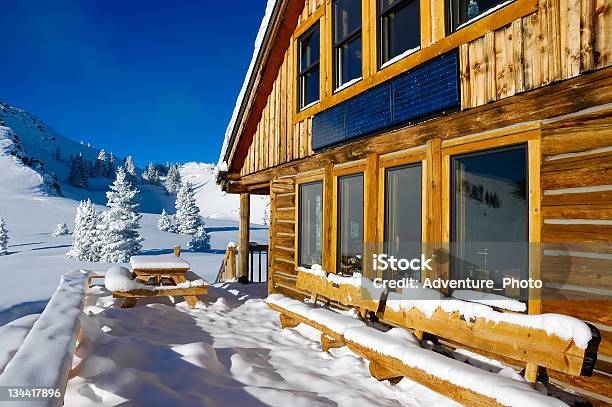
187 225 210 252
262 201 270 225
125 156 137 185
95 149 107 177
67 200 99 261
164 164 182 194
157 209 174 232
144 163 160 185
98 167 143 263
174 182 202 235
107 153 116 178
53 223 70 237
0 217 8 255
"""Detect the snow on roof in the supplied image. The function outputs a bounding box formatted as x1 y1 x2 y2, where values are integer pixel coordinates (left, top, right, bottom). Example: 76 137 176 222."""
216 0 278 176
130 255 191 270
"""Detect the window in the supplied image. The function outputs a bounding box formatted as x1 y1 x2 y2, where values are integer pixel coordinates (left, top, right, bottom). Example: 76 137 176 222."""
451 145 529 303
337 173 364 274
333 0 362 90
384 163 422 280
298 22 320 110
448 0 513 32
378 0 421 68
298 181 324 267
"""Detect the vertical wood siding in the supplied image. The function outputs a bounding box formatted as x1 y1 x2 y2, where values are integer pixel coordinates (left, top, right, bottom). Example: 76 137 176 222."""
460 0 611 109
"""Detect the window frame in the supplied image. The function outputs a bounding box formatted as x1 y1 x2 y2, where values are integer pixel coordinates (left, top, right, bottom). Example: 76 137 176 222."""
378 151 427 280
377 0 422 69
331 162 366 274
297 179 325 267
441 130 541 313
297 21 321 111
332 0 363 92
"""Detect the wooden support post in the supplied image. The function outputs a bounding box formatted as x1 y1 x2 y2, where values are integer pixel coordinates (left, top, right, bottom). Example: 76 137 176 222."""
227 245 237 281
320 333 344 352
238 193 250 283
364 153 379 280
524 363 540 383
369 361 403 384
173 246 181 257
279 313 300 329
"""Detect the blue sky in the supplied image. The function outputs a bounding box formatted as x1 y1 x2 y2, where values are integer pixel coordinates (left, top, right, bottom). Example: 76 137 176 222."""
0 0 267 166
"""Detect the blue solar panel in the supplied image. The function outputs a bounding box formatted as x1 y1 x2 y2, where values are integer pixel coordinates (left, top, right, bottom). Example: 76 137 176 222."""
312 51 459 150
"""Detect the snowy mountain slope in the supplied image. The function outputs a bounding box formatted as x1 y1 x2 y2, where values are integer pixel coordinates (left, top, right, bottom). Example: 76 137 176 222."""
180 162 269 224
0 101 269 223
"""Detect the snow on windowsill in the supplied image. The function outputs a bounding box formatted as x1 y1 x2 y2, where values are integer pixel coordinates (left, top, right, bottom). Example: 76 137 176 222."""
334 77 362 93
380 46 421 70
455 0 515 31
298 266 385 301
451 289 526 312
299 100 319 112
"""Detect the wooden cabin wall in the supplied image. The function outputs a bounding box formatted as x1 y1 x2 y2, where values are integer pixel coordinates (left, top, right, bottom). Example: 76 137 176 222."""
536 107 612 403
240 0 322 177
460 0 612 109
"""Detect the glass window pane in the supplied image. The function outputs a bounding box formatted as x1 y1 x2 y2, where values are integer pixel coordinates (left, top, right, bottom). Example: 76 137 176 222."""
380 0 420 64
300 23 320 72
337 36 362 87
451 145 528 302
450 0 513 31
303 67 320 106
338 173 364 274
334 0 362 43
384 164 422 280
299 182 323 267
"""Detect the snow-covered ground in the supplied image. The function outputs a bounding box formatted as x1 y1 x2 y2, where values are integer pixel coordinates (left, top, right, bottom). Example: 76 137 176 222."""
0 101 269 325
60 283 456 407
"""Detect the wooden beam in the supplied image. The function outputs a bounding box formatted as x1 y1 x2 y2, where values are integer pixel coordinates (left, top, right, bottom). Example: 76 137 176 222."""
238 193 250 282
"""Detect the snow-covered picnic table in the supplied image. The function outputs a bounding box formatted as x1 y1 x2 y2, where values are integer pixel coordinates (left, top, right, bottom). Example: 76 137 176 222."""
110 255 207 307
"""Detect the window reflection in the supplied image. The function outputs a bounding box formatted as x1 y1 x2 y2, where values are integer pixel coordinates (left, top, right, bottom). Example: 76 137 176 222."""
299 181 323 267
338 173 364 274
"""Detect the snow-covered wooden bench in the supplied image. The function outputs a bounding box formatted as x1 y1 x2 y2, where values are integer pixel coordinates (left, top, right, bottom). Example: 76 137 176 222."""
105 266 207 308
271 266 601 405
0 270 90 407
382 289 600 381
295 266 383 315
266 293 569 407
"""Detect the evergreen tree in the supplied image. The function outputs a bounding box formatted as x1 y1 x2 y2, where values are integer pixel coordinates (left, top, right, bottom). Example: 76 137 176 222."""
54 146 61 161
174 182 202 235
0 217 8 256
68 154 88 188
164 164 182 194
67 200 99 261
95 149 108 177
157 209 174 232
125 155 137 184
262 201 270 225
98 167 143 262
144 163 160 185
107 153 116 179
53 223 70 237
187 225 210 252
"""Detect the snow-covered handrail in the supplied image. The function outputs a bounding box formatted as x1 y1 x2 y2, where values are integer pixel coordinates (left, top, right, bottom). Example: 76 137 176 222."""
0 269 90 407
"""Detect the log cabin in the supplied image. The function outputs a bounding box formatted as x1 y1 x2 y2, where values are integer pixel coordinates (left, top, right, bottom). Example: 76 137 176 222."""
216 0 611 404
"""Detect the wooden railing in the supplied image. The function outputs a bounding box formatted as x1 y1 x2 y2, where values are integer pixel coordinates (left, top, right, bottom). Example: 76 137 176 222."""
215 243 268 284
